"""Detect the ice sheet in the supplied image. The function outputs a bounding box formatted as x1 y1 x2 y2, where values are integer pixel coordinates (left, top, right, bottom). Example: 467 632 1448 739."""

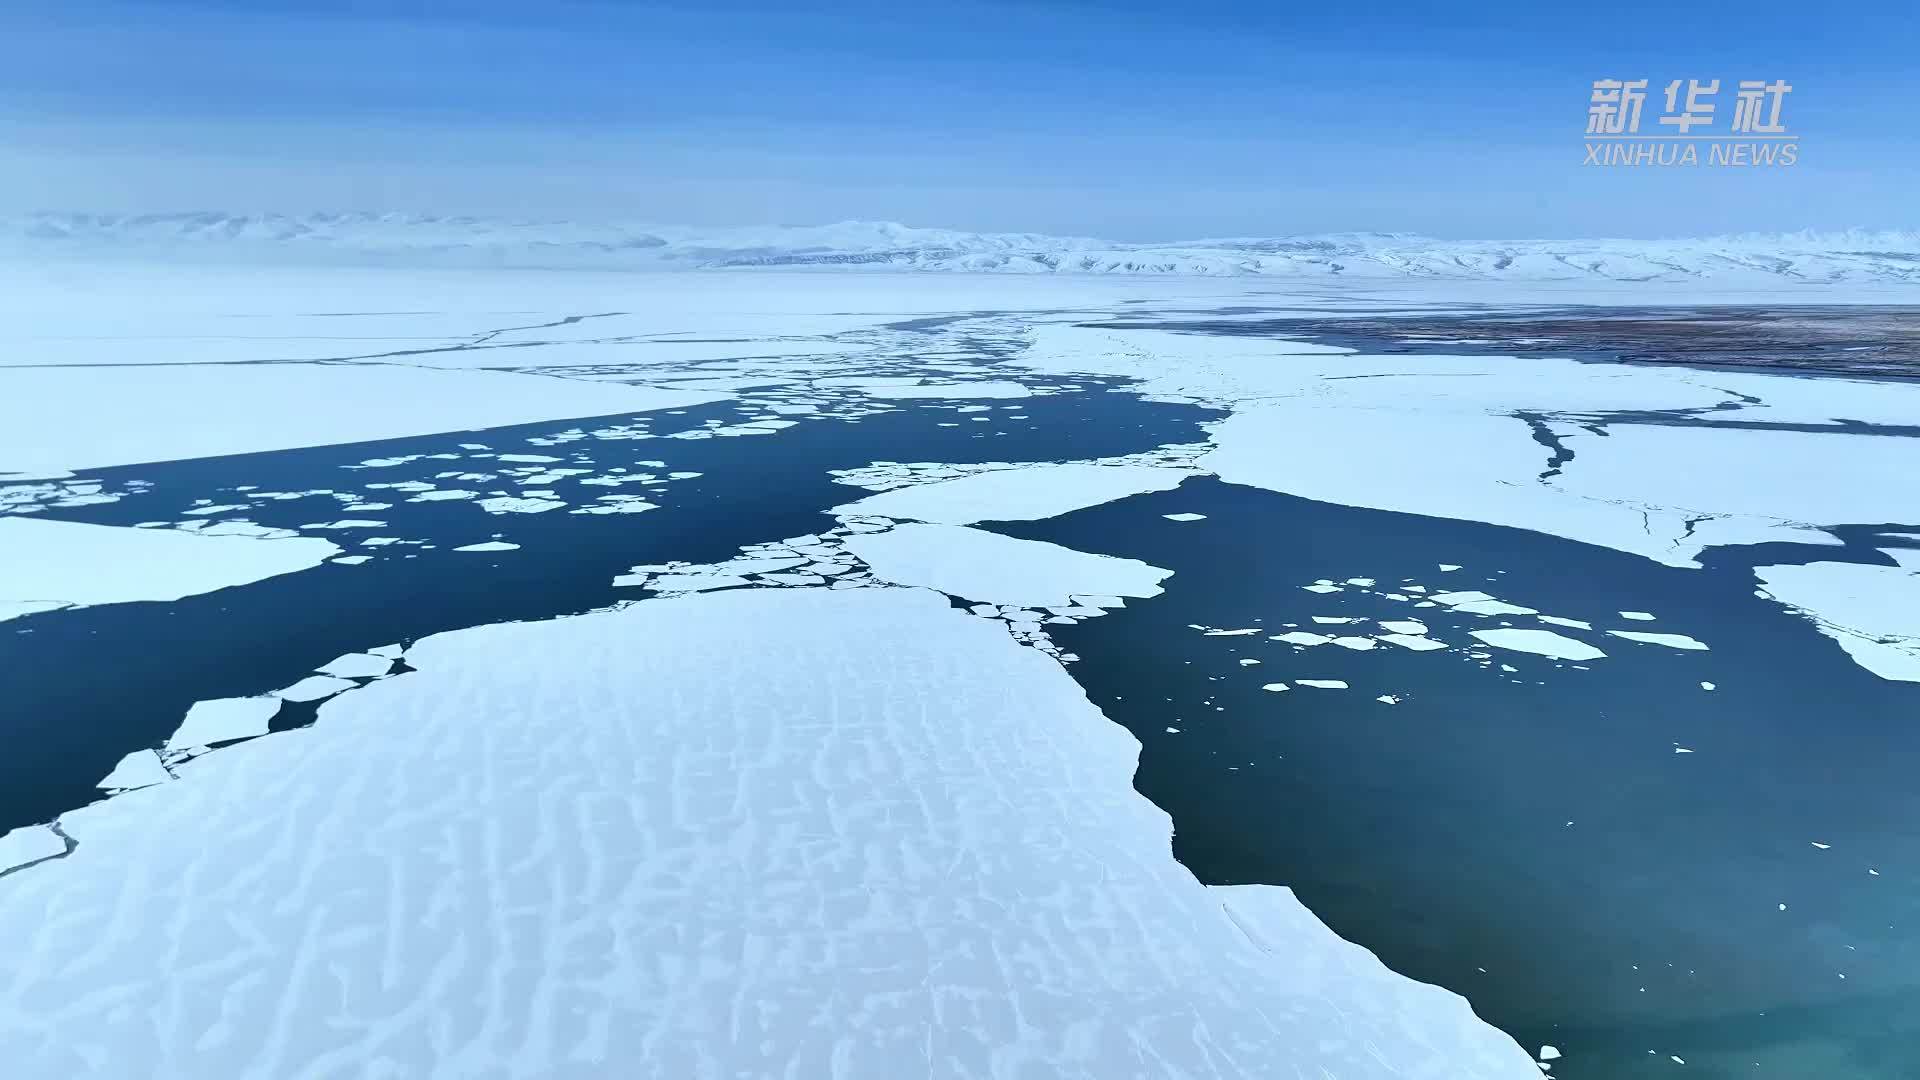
0 586 1534 1078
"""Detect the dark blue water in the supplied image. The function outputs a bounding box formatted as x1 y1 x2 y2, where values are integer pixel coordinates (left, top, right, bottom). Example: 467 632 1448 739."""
998 476 1920 1079
1 384 1219 832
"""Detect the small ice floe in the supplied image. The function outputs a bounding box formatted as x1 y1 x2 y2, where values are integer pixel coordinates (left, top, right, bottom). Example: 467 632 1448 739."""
496 454 562 463
1379 620 1428 635
98 749 170 792
1430 590 1494 606
1539 1045 1562 1062
1454 599 1539 616
1811 842 1831 850
408 489 477 502
1345 577 1376 586
1779 903 1788 911
1438 564 1463 572
1619 611 1658 621
1607 631 1709 651
316 653 394 679
1379 633 1447 652
1163 513 1207 522
273 675 357 703
453 541 520 553
1331 636 1378 651
165 696 282 753
1313 616 1362 625
1165 726 1181 734
477 496 565 514
0 825 68 875
1238 658 1262 666
1298 679 1349 689
1272 632 1334 647
299 519 388 530
1470 629 1607 662
1538 616 1592 630
1202 627 1262 636
1674 746 1694 754
1700 681 1716 690
1376 694 1401 705
645 574 753 593
1260 683 1290 692
1302 583 1343 594
331 555 372 565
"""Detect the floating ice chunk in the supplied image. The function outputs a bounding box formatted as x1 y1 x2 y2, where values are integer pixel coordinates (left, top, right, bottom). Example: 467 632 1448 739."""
1439 564 1463 571
834 463 1188 525
1619 611 1657 621
1202 628 1261 636
1260 683 1290 692
1376 694 1401 705
273 676 357 704
1607 630 1709 651
1470 629 1607 661
1238 658 1262 666
453 541 520 552
1452 600 1539 616
1431 590 1495 606
1380 634 1448 651
477 496 565 514
316 653 393 679
1700 681 1716 690
0 517 337 623
1163 512 1207 522
1539 1046 1562 1062
1378 620 1429 635
300 519 388 530
98 749 171 791
1811 842 1830 850
0 825 66 874
1312 616 1361 625
166 697 281 752
1298 679 1349 689
1272 632 1333 646
843 524 1169 609
1331 636 1378 650
1538 616 1592 630
496 454 562 463
1301 584 1343 594
646 574 753 593
408 489 477 501
1345 577 1376 586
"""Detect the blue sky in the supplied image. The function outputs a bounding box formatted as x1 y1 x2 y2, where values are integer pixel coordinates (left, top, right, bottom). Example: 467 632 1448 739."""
2 0 1914 238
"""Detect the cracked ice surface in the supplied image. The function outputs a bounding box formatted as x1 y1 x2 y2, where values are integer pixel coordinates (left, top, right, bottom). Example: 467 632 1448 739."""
0 516 338 623
0 587 1533 1078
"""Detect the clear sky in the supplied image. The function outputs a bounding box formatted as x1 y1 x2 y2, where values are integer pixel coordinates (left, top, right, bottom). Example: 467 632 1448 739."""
2 0 1914 239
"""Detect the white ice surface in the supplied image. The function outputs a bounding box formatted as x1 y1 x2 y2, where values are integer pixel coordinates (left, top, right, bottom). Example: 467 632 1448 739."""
1014 324 1899 568
1753 555 1920 681
833 463 1189 524
0 517 337 622
843 524 1170 609
0 365 721 478
164 696 281 753
1470 629 1607 662
0 586 1533 1078
852 380 1032 398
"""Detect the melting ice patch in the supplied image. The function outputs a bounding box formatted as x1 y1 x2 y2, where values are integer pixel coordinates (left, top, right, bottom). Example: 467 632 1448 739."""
843 523 1170 610
0 517 337 623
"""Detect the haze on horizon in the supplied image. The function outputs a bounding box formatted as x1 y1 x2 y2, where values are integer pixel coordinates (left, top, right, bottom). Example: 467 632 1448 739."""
2 0 1915 242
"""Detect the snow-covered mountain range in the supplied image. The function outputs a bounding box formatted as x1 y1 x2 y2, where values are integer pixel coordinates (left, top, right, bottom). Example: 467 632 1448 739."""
8 212 1920 282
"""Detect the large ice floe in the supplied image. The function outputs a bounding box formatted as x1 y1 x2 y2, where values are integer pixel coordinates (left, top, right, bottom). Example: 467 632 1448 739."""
0 515 337 622
0 586 1534 1078
1012 321 1920 684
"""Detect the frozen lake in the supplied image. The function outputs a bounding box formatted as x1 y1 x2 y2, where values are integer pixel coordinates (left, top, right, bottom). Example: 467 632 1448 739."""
2 266 1917 1079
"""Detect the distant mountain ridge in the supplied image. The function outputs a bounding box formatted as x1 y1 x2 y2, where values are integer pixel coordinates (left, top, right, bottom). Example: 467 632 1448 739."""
8 212 1920 282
